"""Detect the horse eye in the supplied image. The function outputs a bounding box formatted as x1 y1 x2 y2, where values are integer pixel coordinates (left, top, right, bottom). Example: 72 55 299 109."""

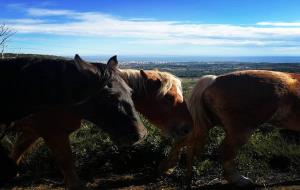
106 82 112 88
166 95 174 104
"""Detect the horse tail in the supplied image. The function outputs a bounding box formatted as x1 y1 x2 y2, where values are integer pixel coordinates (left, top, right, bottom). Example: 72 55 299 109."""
188 75 217 130
182 75 217 181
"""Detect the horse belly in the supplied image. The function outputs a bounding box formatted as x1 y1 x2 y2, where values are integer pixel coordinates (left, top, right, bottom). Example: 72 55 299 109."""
274 99 300 132
204 75 283 128
30 110 81 135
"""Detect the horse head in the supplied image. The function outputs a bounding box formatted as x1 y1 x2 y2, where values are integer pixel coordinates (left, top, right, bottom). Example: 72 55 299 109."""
125 69 193 142
78 55 147 146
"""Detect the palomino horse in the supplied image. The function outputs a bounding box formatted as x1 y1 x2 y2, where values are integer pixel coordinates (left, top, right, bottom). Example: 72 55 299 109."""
119 69 193 140
162 70 300 187
0 55 146 190
10 65 193 189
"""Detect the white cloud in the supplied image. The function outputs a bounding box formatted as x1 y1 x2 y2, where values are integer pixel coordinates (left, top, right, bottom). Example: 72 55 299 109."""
4 18 46 24
27 8 75 17
4 7 300 47
134 38 288 46
257 22 300 27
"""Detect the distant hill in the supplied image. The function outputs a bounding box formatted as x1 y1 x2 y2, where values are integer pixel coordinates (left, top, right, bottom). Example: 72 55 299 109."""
3 53 300 78
2 53 66 60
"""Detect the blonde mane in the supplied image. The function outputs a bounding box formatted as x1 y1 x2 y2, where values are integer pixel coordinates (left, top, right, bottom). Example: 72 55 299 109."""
120 69 183 97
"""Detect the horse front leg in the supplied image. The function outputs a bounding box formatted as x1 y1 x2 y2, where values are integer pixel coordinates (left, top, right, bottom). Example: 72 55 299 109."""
220 127 254 187
42 132 85 190
158 137 187 175
158 126 207 187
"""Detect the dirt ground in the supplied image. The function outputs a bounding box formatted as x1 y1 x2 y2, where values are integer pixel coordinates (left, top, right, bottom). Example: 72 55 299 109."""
3 172 300 190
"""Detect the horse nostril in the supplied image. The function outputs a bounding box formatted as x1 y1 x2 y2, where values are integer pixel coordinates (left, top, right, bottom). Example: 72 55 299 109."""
180 125 191 136
183 129 190 134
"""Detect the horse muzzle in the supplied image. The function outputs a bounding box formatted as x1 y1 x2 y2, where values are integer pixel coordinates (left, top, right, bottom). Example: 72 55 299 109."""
114 125 148 147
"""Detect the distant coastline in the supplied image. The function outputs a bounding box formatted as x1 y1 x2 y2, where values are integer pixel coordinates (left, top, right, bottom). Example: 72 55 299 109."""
4 53 300 64
82 55 300 64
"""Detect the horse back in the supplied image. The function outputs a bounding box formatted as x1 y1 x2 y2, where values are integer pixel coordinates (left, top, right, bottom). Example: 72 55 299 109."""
0 57 106 124
203 70 300 127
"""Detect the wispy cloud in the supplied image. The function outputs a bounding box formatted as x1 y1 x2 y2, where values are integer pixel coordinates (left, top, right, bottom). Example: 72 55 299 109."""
257 22 300 27
4 7 300 47
27 8 76 17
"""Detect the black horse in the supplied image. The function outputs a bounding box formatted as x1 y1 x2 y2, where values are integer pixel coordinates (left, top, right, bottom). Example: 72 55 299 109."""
0 55 146 189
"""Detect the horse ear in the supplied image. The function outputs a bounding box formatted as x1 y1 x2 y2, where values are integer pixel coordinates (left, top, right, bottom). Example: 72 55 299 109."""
140 70 161 90
74 54 98 74
140 70 148 79
74 54 83 63
107 55 118 69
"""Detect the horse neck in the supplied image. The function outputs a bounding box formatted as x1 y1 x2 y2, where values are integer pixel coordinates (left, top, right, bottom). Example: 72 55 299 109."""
69 99 93 119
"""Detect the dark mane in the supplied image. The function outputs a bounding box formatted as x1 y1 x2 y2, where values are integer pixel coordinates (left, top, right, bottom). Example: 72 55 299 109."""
91 62 111 83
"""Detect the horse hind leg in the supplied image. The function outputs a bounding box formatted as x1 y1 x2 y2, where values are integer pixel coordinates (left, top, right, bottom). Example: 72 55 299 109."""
11 130 40 164
42 132 86 190
220 126 255 187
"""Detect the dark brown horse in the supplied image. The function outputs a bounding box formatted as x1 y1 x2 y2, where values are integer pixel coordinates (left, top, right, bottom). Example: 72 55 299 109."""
0 55 146 190
0 54 109 125
9 67 193 189
161 70 300 187
0 54 108 186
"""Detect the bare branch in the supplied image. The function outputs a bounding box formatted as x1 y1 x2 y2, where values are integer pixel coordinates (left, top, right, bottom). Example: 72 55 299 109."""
0 23 15 59
0 24 15 46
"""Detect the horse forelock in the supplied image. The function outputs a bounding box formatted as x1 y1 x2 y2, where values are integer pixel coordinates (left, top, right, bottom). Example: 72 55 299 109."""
120 69 183 98
188 75 217 128
119 69 146 96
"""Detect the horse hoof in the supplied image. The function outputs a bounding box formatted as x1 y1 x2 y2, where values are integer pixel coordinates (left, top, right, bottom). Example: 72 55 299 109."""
157 162 175 176
166 167 176 175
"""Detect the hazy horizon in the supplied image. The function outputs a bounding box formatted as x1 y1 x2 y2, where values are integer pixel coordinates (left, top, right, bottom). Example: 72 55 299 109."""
76 55 300 63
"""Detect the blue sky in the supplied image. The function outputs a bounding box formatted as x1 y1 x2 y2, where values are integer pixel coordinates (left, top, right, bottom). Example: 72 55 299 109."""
1 0 300 56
